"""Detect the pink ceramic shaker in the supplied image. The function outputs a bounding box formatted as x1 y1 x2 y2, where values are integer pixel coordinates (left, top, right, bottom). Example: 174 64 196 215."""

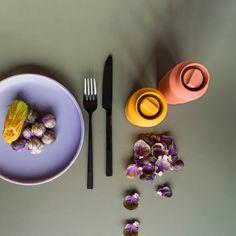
157 61 210 104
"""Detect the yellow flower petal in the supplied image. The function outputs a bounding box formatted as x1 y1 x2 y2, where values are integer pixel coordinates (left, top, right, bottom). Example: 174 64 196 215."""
2 100 28 143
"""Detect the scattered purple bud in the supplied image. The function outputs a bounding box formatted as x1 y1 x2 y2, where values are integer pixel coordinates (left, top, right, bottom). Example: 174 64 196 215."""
168 143 178 161
162 155 172 171
11 138 26 152
140 174 156 183
160 134 172 145
126 164 142 179
149 134 161 145
157 186 173 198
27 109 39 123
155 159 165 176
142 163 155 176
31 122 46 137
22 126 33 139
41 130 56 144
134 139 151 157
41 114 56 129
171 160 184 171
152 143 167 157
123 193 140 210
27 137 44 154
123 221 140 236
133 155 148 166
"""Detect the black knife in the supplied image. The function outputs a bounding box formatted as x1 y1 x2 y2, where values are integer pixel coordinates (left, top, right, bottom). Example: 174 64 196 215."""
102 55 113 176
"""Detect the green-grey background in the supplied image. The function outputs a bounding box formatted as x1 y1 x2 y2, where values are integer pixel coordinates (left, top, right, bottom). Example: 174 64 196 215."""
0 0 235 235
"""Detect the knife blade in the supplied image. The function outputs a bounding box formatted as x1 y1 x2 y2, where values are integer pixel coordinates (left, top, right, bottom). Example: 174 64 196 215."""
102 55 113 176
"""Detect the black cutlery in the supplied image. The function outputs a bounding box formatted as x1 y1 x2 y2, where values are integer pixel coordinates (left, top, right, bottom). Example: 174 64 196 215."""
102 55 113 176
83 78 97 189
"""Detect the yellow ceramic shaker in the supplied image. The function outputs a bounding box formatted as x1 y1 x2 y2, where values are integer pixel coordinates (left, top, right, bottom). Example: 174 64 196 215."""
125 88 167 127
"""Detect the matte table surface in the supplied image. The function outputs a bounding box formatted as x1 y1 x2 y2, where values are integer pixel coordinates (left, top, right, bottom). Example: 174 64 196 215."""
0 0 235 235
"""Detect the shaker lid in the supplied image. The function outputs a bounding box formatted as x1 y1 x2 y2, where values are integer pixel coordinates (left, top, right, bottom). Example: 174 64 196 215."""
182 68 204 89
138 95 160 118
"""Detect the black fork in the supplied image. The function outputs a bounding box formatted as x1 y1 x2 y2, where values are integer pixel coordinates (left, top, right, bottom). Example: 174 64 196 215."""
83 78 97 189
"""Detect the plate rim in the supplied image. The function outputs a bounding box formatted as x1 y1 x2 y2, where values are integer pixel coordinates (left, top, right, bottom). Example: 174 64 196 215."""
0 73 85 186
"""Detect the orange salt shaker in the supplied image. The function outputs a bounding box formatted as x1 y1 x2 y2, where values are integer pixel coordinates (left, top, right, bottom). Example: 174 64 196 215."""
125 88 167 127
157 61 210 104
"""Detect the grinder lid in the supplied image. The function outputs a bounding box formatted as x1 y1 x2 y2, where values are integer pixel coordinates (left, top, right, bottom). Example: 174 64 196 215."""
138 94 161 119
182 67 204 90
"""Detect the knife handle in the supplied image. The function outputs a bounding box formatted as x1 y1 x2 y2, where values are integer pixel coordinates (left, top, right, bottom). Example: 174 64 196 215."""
87 113 93 189
106 110 112 176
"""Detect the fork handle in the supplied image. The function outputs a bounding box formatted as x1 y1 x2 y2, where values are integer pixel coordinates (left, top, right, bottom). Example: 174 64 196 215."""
106 110 112 176
87 113 93 189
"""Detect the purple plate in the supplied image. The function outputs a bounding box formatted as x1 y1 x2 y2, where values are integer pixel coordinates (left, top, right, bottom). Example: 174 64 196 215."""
0 74 84 185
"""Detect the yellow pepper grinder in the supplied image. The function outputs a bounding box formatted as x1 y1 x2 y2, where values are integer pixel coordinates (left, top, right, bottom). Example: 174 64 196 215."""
125 88 168 127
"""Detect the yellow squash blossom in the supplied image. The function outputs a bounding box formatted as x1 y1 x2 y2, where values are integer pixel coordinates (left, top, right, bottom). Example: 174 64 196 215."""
2 100 28 143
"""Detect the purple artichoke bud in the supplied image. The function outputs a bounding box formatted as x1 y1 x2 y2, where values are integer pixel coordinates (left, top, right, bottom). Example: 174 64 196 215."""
22 126 33 139
168 143 178 162
126 164 142 179
11 138 26 152
31 122 46 137
123 193 140 210
142 163 155 176
41 130 56 144
123 221 140 236
156 186 173 198
41 114 56 129
152 143 167 157
27 109 39 123
27 137 44 154
140 174 156 183
160 134 172 144
133 155 147 166
134 139 151 157
171 160 184 171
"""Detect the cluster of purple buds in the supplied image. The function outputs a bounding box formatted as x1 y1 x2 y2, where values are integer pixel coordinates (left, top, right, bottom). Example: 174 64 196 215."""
126 134 184 182
11 109 57 154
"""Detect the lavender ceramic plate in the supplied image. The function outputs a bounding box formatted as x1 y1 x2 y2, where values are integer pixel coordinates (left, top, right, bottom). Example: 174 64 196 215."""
0 74 84 185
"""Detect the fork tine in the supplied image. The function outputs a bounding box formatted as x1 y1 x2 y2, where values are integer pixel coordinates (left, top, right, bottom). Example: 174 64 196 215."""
87 78 90 100
90 78 93 97
93 78 97 96
84 78 87 96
